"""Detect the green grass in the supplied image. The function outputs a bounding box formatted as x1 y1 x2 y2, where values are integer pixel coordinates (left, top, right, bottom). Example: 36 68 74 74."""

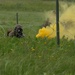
0 37 75 75
0 0 75 75
0 0 55 12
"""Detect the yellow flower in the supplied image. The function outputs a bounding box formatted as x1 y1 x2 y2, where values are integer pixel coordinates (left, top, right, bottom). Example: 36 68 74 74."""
31 47 35 51
36 24 56 39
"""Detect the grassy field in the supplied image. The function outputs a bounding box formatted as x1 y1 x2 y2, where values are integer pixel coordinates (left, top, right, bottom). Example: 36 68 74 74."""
0 0 75 75
0 0 55 12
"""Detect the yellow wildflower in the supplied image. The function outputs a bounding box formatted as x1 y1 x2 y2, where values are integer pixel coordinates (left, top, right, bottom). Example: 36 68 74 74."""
31 47 35 51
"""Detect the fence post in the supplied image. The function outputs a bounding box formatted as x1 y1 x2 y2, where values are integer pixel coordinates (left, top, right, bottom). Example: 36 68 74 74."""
56 0 60 46
16 13 18 24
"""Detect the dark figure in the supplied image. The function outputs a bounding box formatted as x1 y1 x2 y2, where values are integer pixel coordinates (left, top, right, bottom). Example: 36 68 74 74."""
14 25 23 38
41 18 51 28
7 24 24 38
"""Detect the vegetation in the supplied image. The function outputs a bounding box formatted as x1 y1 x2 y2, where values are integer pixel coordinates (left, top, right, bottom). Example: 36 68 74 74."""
0 0 75 75
0 0 55 12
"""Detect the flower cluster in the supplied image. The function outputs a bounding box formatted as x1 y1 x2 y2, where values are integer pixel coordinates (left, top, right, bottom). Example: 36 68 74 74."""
36 24 56 39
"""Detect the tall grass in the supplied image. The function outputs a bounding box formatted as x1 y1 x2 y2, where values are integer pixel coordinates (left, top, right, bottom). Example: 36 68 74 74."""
0 0 75 75
0 0 55 12
0 36 75 75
